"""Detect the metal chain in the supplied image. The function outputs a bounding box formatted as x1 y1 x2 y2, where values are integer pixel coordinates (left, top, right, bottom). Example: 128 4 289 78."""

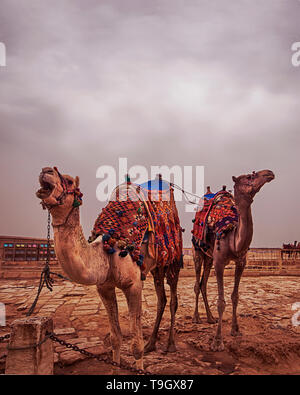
26 211 69 316
0 332 152 375
6 332 52 350
48 332 153 375
44 210 54 291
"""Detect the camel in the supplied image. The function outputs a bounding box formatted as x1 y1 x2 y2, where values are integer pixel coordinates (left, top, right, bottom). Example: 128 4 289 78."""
192 169 275 351
281 241 300 259
36 166 182 371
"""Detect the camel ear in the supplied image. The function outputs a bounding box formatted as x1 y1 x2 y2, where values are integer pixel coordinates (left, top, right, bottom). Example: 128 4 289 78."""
232 176 237 183
75 176 80 187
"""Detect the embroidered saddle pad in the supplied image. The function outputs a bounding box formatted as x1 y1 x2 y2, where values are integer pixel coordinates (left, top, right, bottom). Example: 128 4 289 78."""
89 180 183 271
192 190 238 249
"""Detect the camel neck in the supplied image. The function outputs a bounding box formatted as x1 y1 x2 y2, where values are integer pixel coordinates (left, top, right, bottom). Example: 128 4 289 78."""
234 190 253 255
52 206 81 230
52 208 88 250
51 207 102 285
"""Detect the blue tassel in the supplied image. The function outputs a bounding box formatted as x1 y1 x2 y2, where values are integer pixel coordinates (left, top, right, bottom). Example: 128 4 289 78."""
102 234 110 242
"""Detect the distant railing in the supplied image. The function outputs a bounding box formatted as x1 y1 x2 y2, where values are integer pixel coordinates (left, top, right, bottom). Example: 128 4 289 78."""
182 248 300 275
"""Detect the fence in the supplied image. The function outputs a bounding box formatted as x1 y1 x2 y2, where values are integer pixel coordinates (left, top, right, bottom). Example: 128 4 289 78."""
1 245 300 279
182 248 300 276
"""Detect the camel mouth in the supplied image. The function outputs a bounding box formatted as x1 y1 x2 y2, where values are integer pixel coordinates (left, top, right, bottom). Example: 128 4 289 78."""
36 174 55 199
264 171 275 183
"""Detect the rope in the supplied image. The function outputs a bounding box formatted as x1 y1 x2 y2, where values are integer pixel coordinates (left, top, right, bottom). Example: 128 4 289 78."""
170 182 204 209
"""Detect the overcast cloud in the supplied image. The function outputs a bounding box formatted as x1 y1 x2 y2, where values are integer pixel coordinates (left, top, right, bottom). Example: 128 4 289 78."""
0 0 299 247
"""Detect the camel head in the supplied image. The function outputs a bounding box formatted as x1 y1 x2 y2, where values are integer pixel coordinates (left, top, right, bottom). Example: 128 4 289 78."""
232 169 275 203
36 167 82 225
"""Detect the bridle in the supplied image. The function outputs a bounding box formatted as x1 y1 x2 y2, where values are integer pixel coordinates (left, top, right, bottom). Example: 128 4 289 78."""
234 171 257 204
41 167 83 226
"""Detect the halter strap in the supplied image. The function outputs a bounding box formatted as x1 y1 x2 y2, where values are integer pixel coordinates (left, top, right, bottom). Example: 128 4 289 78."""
41 167 83 210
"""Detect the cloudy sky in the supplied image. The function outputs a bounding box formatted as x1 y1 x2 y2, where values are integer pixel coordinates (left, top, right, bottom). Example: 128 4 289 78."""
0 0 299 247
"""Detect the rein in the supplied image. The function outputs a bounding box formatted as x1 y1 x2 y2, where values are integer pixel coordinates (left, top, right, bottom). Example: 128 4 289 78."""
41 167 83 211
41 167 83 227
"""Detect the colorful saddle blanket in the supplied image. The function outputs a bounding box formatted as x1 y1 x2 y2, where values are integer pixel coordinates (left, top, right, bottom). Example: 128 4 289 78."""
192 191 238 248
89 181 183 271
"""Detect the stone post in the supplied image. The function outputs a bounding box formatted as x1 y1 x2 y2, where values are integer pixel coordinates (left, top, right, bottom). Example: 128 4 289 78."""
5 316 54 375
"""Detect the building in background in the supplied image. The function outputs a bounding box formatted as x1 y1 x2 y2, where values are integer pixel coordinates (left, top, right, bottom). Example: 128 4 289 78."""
0 236 194 263
0 236 56 263
1 235 299 278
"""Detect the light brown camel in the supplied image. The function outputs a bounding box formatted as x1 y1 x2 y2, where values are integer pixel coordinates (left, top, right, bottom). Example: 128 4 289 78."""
192 169 275 351
36 167 181 371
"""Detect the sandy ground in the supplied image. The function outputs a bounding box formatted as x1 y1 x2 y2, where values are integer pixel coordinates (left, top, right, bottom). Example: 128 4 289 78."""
0 274 299 375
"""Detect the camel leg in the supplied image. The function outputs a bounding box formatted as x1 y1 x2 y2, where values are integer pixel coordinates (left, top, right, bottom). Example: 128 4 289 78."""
231 258 246 336
166 264 180 353
97 285 122 367
144 268 167 353
192 250 202 323
123 284 144 370
211 257 226 352
200 256 217 324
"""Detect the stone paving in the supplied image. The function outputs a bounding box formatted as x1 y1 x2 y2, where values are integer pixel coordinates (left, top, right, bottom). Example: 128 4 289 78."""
0 275 299 374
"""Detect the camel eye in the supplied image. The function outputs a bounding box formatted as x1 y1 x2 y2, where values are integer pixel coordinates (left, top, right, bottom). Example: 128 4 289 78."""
67 179 73 186
247 175 251 180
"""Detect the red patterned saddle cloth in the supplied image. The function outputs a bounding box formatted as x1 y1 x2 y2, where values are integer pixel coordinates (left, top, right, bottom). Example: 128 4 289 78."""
89 182 183 271
192 191 238 248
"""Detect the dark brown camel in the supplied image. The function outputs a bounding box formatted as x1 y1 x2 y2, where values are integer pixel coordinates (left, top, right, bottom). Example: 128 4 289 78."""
192 170 275 351
281 241 300 259
143 259 181 353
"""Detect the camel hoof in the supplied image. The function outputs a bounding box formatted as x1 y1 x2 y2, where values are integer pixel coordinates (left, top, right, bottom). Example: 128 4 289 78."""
231 329 242 337
144 341 156 354
166 343 177 353
210 338 225 352
192 314 202 324
135 358 144 371
207 317 218 324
